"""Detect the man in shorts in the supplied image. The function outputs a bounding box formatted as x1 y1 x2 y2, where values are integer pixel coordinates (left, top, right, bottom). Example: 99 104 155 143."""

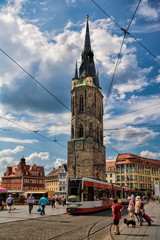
111 198 123 235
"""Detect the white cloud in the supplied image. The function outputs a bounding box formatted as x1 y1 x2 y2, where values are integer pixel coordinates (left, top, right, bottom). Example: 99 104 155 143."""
53 158 66 168
0 137 38 144
140 150 160 159
137 0 159 20
0 145 24 157
155 74 160 83
0 156 17 165
26 152 50 163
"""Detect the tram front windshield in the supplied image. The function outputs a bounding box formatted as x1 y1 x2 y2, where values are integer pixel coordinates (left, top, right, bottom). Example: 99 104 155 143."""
67 179 82 202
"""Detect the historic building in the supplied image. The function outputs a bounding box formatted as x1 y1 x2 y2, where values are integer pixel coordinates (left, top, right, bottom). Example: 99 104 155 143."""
67 16 106 181
58 164 67 193
45 167 60 192
106 161 116 183
1 157 45 191
45 164 67 195
106 153 160 196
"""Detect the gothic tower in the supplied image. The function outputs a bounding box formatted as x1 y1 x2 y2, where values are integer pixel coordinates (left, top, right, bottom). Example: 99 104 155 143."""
67 16 106 181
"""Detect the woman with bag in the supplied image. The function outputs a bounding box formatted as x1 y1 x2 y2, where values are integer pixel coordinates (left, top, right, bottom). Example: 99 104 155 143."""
127 196 135 220
135 196 144 226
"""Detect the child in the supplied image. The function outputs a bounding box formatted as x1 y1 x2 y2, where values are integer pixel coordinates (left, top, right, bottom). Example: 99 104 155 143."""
111 198 123 235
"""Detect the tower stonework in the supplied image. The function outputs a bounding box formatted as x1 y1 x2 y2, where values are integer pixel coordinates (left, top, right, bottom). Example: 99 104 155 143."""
67 16 106 181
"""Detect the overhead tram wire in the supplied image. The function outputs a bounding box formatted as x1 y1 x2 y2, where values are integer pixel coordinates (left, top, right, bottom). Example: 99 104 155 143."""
0 115 67 149
108 102 160 120
0 48 70 112
104 0 142 105
90 0 160 65
0 47 120 153
1 141 67 159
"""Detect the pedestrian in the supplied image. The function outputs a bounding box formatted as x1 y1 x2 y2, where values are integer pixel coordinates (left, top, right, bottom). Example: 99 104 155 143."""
111 198 123 235
127 196 135 220
55 195 60 209
38 194 49 215
61 196 66 206
6 194 13 213
131 193 135 205
135 196 144 226
51 195 55 208
27 194 35 214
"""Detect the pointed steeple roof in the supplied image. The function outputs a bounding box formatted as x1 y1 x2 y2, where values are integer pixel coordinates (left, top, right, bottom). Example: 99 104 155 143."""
84 15 91 53
78 16 100 88
72 60 79 80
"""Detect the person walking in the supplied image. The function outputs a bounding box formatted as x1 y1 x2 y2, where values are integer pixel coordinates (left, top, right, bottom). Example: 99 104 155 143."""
51 195 55 208
135 196 144 226
6 194 13 213
27 194 35 214
127 196 135 220
111 198 123 235
38 194 49 215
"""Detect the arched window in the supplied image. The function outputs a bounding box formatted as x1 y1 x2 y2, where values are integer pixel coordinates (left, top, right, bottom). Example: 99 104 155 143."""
89 123 93 137
97 126 99 141
79 95 83 112
71 125 74 138
100 130 103 142
79 124 83 138
72 97 75 116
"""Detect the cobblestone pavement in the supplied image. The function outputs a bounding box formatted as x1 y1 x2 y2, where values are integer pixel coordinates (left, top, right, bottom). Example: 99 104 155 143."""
0 205 112 240
105 201 160 240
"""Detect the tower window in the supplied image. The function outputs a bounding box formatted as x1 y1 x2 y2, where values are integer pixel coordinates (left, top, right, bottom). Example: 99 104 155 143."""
89 123 93 137
97 126 99 141
79 124 83 138
79 95 84 112
71 125 74 138
72 97 75 116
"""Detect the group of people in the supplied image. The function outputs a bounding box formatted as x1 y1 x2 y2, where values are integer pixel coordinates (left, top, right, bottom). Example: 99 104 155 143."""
27 194 66 215
111 194 145 235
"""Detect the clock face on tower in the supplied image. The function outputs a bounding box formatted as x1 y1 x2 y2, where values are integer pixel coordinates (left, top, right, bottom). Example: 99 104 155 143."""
75 140 84 151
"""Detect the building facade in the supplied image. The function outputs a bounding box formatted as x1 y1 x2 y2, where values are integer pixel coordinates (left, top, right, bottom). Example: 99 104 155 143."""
45 168 60 192
1 158 45 191
58 164 67 193
106 153 160 196
106 161 116 183
67 16 106 181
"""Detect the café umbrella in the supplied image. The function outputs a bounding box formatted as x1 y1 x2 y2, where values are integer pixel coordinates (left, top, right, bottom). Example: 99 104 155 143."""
0 187 7 193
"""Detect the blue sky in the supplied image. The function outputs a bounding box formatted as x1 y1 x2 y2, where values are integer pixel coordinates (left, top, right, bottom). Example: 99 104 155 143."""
0 0 160 179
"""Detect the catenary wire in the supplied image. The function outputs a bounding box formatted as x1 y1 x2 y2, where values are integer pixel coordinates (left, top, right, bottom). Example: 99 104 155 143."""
90 0 160 64
0 3 157 155
0 141 67 159
0 115 67 149
104 0 142 105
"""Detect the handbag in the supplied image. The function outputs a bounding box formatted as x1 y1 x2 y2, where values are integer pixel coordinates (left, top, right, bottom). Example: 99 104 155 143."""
37 206 41 212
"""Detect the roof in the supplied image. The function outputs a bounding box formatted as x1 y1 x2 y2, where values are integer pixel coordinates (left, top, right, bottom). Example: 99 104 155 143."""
46 168 60 177
116 153 160 167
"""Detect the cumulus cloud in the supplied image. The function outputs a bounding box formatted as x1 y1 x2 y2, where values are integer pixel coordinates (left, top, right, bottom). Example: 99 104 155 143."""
0 156 16 165
137 0 159 20
0 145 24 157
53 158 66 168
140 150 160 159
26 152 50 163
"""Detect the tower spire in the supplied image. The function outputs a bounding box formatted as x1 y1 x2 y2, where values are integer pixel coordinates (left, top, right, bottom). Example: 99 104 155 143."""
84 15 91 53
74 60 78 79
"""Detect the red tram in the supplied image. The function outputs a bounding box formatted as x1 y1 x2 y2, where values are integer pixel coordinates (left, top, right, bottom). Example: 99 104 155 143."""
66 177 135 214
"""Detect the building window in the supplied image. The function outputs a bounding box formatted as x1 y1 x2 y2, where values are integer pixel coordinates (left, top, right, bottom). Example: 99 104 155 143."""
110 174 112 177
72 96 75 116
71 125 74 138
79 95 83 112
89 123 93 137
79 124 83 138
